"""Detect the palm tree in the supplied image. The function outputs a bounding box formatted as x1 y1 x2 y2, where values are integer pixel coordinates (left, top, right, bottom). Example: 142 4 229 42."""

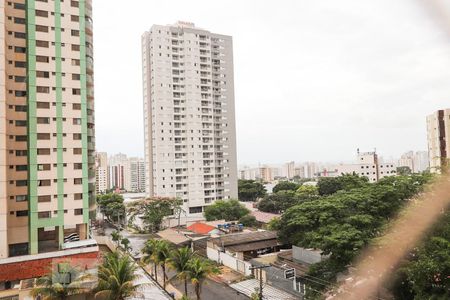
187 257 220 300
95 251 142 300
30 263 90 300
168 246 194 296
141 239 158 278
153 239 172 288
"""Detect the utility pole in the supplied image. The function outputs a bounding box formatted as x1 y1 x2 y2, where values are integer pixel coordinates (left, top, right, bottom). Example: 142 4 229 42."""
249 264 270 300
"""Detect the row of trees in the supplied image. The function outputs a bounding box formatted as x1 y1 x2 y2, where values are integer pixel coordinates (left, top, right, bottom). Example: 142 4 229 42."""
273 173 435 298
203 199 258 227
141 239 220 300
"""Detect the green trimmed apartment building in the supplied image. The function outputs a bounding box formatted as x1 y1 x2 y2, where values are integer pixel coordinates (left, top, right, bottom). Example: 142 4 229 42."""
0 0 95 258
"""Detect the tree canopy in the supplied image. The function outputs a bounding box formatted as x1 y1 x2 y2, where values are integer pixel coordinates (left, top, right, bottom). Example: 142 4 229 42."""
257 185 319 214
204 199 249 221
238 179 266 202
272 181 300 193
317 174 369 196
276 173 434 297
127 197 182 233
96 193 126 224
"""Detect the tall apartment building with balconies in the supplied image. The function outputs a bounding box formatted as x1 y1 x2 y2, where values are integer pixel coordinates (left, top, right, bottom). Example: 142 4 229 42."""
129 157 145 192
427 109 450 173
142 22 238 221
0 0 95 259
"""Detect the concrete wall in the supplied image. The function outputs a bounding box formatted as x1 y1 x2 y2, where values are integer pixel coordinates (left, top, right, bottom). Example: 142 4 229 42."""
207 247 251 276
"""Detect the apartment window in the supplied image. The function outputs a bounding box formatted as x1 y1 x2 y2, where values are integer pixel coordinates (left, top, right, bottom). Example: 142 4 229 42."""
13 3 25 9
37 164 51 171
71 44 80 51
73 118 81 125
37 148 51 155
14 46 26 53
189 206 203 214
36 55 49 63
16 150 27 156
9 243 28 257
37 117 50 124
15 165 27 171
14 17 25 24
37 133 50 140
72 88 81 95
71 29 79 36
16 210 28 217
35 25 49 32
73 148 82 155
73 133 82 140
14 105 27 112
37 86 50 93
15 91 26 97
74 178 82 185
36 102 50 109
36 40 49 48
15 135 27 141
71 1 79 7
15 120 27 127
72 103 81 110
16 195 27 202
38 180 51 186
38 195 51 202
14 61 26 68
71 59 80 66
73 163 82 170
35 10 48 17
16 180 27 187
14 32 26 39
71 15 79 22
14 76 26 82
38 211 51 219
74 193 83 200
72 74 80 80
36 71 50 78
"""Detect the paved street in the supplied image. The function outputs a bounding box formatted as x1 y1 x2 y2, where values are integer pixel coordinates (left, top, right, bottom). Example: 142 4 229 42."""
104 224 249 299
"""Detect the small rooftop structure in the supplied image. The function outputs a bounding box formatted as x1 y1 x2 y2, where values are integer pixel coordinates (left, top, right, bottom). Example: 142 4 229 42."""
209 230 277 248
187 222 217 235
157 228 207 247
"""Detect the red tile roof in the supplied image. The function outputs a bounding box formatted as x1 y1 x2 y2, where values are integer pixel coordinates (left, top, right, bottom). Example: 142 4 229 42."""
187 222 216 234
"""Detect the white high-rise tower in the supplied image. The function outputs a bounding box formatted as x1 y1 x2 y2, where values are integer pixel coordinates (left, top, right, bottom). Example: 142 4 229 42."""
142 22 238 222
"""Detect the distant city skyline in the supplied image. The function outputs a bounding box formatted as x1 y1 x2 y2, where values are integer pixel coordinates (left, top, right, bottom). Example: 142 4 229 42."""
93 0 450 164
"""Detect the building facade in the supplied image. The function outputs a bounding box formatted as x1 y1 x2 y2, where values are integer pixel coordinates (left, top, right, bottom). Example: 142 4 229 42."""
108 153 130 191
426 109 450 173
0 0 95 258
95 152 108 194
142 22 238 220
129 157 145 192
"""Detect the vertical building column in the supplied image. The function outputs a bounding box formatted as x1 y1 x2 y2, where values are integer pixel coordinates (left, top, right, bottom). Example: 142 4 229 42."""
26 0 39 255
0 0 9 258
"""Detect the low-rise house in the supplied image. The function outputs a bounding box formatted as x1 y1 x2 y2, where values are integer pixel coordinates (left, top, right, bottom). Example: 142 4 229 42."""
187 222 223 236
156 228 208 249
207 231 281 275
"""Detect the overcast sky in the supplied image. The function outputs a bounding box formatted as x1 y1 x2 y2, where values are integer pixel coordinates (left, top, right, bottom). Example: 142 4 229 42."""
93 0 450 165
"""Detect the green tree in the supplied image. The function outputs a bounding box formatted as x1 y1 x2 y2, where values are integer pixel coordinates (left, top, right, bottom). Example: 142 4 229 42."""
95 251 142 300
111 230 122 248
187 257 220 300
295 184 319 199
168 246 194 296
317 174 369 196
272 181 300 193
154 240 172 288
266 217 281 231
120 238 131 253
203 199 249 221
141 239 158 279
396 166 412 176
238 179 266 202
96 193 126 224
127 197 182 233
257 190 302 213
239 214 257 227
31 264 90 300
